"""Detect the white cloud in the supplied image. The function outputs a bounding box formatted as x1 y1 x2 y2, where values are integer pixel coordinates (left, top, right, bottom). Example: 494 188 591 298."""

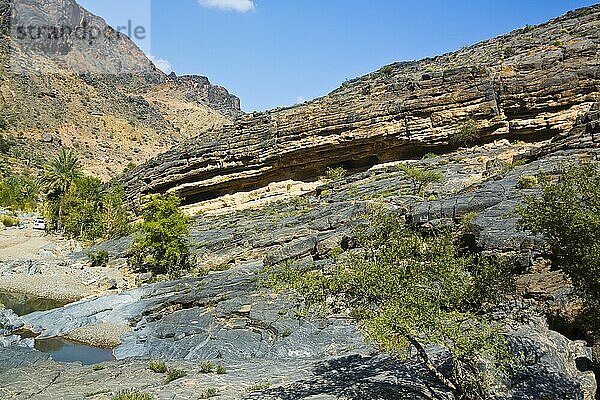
148 55 173 74
199 0 256 13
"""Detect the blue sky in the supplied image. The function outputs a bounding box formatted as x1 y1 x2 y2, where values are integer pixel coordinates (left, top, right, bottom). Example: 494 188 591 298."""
80 0 598 112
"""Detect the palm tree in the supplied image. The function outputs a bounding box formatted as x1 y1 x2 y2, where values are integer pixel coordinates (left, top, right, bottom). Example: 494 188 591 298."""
40 148 82 195
40 148 83 230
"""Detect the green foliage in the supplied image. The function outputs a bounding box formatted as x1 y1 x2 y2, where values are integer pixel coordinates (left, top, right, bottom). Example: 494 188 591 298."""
200 388 219 399
0 214 19 227
397 164 443 195
122 162 137 175
41 150 131 241
517 175 538 189
450 119 481 147
380 65 395 77
112 389 155 400
215 364 227 374
128 193 191 277
501 159 526 174
0 175 39 211
165 368 187 383
57 176 104 240
92 364 105 371
148 359 167 373
247 382 271 392
103 186 132 239
87 250 109 267
199 361 215 373
321 167 347 181
40 148 82 196
522 25 534 33
519 163 600 335
264 207 515 397
421 152 438 160
502 46 516 58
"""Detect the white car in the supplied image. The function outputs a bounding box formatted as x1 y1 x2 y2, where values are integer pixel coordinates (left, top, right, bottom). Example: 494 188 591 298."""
33 219 46 230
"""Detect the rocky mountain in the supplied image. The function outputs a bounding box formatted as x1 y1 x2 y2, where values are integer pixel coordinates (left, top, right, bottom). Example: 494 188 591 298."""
0 0 240 178
0 3 599 400
122 5 599 203
1 115 598 398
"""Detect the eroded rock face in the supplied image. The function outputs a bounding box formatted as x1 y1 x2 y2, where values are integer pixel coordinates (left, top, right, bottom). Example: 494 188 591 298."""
122 5 600 204
0 0 241 178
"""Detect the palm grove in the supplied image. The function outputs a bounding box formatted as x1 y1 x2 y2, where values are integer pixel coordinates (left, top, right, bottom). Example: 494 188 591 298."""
1 147 191 277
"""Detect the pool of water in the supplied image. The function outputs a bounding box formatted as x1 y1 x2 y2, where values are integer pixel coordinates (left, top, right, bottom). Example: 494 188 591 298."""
1 291 115 365
35 337 115 365
0 292 68 316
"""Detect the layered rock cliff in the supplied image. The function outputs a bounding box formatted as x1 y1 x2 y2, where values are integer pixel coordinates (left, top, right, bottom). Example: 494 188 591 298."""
122 5 600 203
0 0 240 178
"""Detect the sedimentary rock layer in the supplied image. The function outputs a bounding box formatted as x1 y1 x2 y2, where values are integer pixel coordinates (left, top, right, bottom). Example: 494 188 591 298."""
122 5 600 203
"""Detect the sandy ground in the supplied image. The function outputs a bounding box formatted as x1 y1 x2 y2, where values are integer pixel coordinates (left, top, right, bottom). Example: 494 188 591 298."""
64 323 132 348
0 217 128 302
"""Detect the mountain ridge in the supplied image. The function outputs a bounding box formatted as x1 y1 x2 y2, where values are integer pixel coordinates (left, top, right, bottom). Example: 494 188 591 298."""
0 0 240 178
121 4 600 203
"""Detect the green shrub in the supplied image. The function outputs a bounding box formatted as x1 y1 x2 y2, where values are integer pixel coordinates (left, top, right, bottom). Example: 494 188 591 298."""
397 164 443 195
102 186 132 239
450 118 481 147
247 382 271 392
122 162 137 175
0 175 38 211
519 164 600 337
200 388 219 399
112 390 155 400
165 368 187 383
215 364 227 374
199 361 215 373
379 65 395 77
517 175 538 189
148 359 167 373
128 194 191 278
281 328 293 338
502 46 516 57
41 150 130 241
0 214 19 227
264 207 516 396
88 250 109 268
421 152 438 160
91 364 105 371
320 167 347 181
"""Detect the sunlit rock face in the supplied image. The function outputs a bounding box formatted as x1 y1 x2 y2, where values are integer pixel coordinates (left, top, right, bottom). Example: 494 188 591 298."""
122 5 599 204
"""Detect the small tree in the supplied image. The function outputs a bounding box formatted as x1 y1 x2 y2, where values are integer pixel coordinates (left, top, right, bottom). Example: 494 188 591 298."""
102 185 131 239
519 163 600 336
451 119 481 147
397 164 443 195
264 207 514 397
129 193 191 277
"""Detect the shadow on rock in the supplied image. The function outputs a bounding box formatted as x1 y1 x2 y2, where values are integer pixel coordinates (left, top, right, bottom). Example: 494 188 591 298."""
246 353 453 400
